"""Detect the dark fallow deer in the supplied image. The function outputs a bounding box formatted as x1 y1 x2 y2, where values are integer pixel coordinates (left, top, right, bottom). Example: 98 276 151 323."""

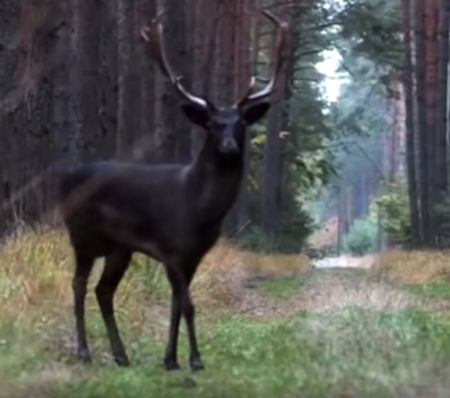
59 9 287 371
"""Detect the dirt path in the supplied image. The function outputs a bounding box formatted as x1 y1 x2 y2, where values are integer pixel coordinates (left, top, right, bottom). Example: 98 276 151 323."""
235 267 433 317
313 254 376 269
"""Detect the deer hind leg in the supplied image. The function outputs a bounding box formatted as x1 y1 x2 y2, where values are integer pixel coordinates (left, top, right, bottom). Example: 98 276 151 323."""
72 251 95 363
96 250 131 366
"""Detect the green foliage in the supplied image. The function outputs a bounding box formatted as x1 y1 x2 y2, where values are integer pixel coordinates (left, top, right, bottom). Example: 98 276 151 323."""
373 180 413 245
294 149 337 198
338 0 402 86
344 215 377 255
331 80 392 138
238 227 284 253
238 208 317 254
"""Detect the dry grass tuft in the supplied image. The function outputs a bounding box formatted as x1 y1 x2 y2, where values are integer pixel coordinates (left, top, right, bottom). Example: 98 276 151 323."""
192 240 311 311
373 250 450 284
0 228 73 320
192 242 246 311
243 250 311 278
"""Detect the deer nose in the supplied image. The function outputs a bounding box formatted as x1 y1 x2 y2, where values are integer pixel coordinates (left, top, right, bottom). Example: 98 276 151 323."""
219 137 239 154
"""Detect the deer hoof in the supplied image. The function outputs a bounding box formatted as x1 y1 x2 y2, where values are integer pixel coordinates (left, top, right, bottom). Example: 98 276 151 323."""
190 357 205 371
114 355 130 367
78 349 92 364
164 358 181 371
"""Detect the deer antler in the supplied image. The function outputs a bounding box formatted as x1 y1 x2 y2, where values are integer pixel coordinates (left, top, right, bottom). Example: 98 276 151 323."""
140 11 212 110
236 9 289 108
142 8 287 110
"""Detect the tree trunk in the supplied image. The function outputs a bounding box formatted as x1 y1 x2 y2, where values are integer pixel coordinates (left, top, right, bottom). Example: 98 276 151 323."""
159 0 191 163
135 0 157 163
414 0 430 244
71 0 102 161
116 0 141 160
400 0 420 243
436 0 449 195
261 1 290 234
424 0 439 243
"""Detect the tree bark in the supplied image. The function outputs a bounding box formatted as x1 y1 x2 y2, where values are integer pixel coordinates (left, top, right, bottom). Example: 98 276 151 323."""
400 0 420 243
414 0 430 244
261 1 290 234
424 0 439 243
436 0 449 195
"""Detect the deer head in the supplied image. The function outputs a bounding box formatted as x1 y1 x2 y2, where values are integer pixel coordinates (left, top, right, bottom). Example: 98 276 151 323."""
141 9 288 158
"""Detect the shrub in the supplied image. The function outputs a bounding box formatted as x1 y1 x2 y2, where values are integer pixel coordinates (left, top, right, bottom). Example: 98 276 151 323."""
237 208 316 254
344 216 377 255
372 179 412 245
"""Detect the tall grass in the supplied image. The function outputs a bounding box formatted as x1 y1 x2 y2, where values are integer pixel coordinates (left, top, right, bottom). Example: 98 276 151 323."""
0 228 311 329
373 250 450 284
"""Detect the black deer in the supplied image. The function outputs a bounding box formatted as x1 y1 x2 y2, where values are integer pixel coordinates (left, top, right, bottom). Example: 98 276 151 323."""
59 9 287 371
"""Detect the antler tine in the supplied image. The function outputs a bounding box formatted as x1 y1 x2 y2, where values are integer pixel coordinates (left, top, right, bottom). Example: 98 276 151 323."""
140 11 209 109
237 8 289 108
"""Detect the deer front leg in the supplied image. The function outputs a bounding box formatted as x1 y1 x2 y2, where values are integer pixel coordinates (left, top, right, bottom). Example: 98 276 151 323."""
184 292 203 371
184 266 204 371
164 262 204 371
164 267 182 370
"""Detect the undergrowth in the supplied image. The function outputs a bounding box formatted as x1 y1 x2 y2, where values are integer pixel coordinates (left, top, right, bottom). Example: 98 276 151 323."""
3 229 450 397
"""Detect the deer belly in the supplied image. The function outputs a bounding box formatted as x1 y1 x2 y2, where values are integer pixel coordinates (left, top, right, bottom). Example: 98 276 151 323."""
95 204 163 260
100 225 165 261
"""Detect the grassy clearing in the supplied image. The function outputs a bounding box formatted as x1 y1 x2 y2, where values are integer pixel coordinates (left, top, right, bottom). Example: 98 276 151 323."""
405 282 450 300
54 309 450 398
259 274 309 300
3 230 450 397
4 304 450 398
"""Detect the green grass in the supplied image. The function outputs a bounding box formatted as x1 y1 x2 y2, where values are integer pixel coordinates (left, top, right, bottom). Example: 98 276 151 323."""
334 268 368 278
3 305 450 398
405 281 450 300
259 269 367 301
259 274 309 300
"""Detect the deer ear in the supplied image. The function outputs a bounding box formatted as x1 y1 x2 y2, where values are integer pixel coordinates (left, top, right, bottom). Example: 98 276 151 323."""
242 102 271 125
181 104 210 127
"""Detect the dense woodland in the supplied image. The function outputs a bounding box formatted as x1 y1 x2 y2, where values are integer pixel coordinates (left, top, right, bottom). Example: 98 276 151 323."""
0 0 450 252
0 0 332 246
309 0 450 253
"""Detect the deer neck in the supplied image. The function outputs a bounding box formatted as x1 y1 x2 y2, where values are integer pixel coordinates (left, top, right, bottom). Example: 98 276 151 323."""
188 135 245 225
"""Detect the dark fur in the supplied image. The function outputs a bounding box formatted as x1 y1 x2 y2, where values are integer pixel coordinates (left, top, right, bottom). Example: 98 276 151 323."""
59 103 270 370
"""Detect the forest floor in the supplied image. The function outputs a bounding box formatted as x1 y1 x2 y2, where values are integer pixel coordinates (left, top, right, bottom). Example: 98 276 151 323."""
2 231 450 397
